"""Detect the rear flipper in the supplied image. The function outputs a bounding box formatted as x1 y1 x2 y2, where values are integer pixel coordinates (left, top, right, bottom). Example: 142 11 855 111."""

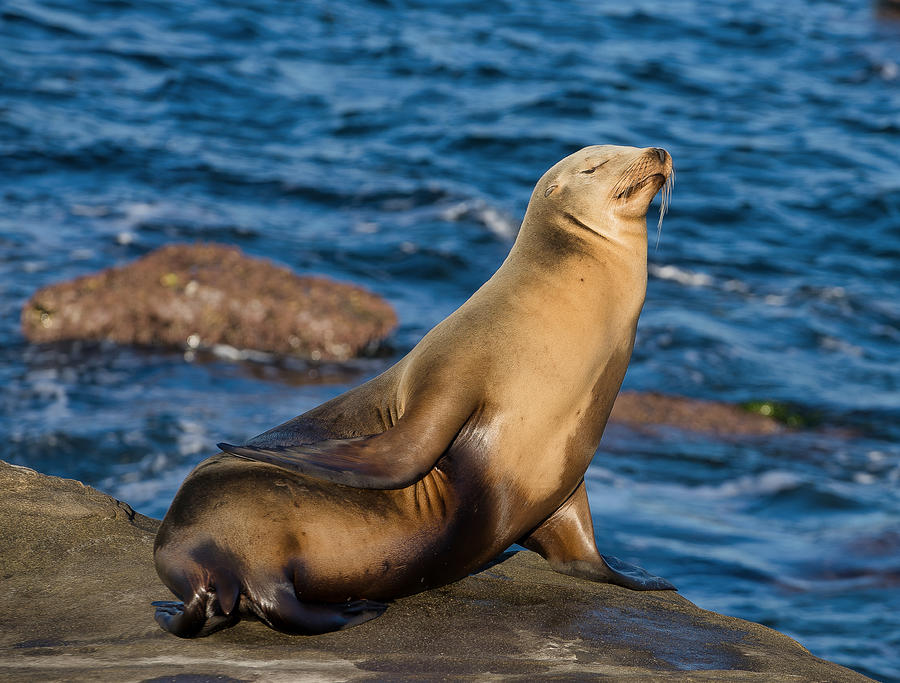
154 540 388 638
519 480 675 591
153 595 238 638
153 549 243 638
153 588 388 638
153 581 389 638
251 584 388 635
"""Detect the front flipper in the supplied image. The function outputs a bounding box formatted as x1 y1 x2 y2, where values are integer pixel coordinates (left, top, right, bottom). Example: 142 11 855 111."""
519 480 675 591
218 395 474 490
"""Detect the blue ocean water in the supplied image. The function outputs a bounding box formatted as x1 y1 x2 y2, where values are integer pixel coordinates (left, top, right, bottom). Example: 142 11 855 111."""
1 0 898 678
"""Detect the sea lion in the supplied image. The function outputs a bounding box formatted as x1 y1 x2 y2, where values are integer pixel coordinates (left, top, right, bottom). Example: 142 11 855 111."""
152 144 675 638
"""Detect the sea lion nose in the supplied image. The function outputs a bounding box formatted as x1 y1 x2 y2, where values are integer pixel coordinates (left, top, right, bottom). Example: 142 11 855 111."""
652 147 668 163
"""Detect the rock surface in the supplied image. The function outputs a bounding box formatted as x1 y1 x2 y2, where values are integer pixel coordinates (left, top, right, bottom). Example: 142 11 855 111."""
0 461 871 682
21 243 397 362
610 391 782 436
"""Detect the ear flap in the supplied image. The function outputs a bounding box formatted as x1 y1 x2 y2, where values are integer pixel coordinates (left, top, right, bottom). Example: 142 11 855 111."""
544 184 558 197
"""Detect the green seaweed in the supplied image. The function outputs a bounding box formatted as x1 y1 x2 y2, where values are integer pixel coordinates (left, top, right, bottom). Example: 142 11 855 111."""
741 400 821 428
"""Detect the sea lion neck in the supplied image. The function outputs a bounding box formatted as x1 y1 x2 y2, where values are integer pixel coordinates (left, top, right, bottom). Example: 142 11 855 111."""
491 210 647 342
509 206 648 284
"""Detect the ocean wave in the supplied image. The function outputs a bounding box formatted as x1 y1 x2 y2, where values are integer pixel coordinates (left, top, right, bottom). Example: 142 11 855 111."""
648 263 715 288
440 199 518 240
692 470 804 499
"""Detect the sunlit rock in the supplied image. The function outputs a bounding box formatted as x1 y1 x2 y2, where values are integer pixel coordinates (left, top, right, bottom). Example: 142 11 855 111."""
0 460 872 682
21 243 397 362
611 391 783 436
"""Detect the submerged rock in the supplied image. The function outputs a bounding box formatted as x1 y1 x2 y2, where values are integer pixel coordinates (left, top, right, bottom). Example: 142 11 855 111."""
21 243 397 362
0 461 871 681
611 391 782 436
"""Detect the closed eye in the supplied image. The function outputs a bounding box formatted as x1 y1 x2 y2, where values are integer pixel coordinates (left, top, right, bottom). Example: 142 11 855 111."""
579 160 609 174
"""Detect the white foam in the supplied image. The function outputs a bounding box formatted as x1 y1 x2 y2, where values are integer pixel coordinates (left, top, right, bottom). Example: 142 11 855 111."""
211 344 242 360
29 368 71 420
71 204 110 217
723 279 750 293
122 201 157 223
109 466 189 514
209 343 275 363
648 263 715 287
694 470 803 499
177 419 209 456
440 199 518 240
820 336 863 356
69 248 95 260
353 221 379 234
867 450 886 463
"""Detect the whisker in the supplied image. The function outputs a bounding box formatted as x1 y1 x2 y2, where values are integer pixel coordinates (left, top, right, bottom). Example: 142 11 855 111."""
613 158 641 199
655 168 674 250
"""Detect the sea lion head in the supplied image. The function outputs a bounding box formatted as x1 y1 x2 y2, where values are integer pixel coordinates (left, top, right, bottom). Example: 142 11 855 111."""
528 145 674 241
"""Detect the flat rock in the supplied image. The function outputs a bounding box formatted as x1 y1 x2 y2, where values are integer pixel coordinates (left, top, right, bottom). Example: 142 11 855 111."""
0 460 871 682
21 243 397 362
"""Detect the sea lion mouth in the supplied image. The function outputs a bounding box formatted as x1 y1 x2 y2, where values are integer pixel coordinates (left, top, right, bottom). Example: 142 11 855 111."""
610 149 675 246
615 173 667 200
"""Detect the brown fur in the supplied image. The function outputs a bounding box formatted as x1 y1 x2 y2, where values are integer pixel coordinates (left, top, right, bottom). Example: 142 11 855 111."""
153 145 674 638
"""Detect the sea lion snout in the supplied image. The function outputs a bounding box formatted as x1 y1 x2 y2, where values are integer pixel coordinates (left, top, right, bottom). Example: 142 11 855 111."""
640 146 672 177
